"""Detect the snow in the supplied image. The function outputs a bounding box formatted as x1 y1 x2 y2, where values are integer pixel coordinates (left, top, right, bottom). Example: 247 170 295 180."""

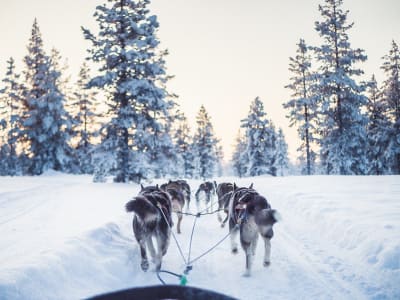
0 174 399 299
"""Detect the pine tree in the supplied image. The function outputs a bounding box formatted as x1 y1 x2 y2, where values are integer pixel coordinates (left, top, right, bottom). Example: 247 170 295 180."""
21 19 72 175
284 39 317 175
365 75 391 175
381 40 400 174
173 114 195 178
0 58 23 175
241 97 276 176
192 105 218 180
313 0 368 175
232 130 247 178
83 0 173 183
215 143 224 177
70 62 100 174
276 128 289 176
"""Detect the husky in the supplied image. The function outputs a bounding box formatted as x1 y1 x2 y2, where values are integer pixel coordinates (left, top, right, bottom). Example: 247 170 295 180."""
195 181 217 212
216 182 234 226
125 185 172 271
160 181 186 234
228 183 280 276
161 180 191 212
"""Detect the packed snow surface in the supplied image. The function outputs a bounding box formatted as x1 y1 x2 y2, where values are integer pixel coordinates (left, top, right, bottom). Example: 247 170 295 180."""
0 173 399 299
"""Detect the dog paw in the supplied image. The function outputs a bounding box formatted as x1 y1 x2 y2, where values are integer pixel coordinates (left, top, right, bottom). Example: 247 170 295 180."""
242 270 251 277
232 247 238 254
141 260 149 272
263 261 271 267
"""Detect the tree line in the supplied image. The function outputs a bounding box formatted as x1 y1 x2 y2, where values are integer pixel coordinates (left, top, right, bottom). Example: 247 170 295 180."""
283 0 400 175
0 0 289 181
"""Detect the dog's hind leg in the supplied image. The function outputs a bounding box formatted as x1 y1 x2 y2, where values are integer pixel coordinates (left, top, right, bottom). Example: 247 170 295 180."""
146 237 157 263
229 218 239 254
242 233 258 277
262 237 272 267
155 231 170 271
176 211 182 234
221 213 229 228
138 239 149 271
195 190 201 212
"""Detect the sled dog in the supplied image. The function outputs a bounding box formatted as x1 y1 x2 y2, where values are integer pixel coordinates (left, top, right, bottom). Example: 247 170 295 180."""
161 180 191 212
216 182 234 226
160 181 186 234
125 184 172 271
228 183 280 276
195 181 217 212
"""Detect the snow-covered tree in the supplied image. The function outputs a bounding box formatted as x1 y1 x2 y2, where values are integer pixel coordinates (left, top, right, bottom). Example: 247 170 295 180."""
381 40 400 174
241 97 276 176
192 105 218 180
21 19 72 175
0 58 23 175
313 0 368 175
173 114 195 178
83 0 173 183
232 130 247 178
276 128 289 176
365 75 391 175
70 62 100 174
215 143 224 177
284 39 318 175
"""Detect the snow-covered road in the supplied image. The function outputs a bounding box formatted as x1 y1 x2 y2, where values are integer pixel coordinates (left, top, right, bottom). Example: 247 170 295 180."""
0 174 399 299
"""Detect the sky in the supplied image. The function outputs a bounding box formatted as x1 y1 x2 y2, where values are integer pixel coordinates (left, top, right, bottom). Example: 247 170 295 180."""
0 0 399 161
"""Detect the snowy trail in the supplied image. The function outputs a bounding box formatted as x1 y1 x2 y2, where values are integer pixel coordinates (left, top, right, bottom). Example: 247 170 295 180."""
0 175 399 299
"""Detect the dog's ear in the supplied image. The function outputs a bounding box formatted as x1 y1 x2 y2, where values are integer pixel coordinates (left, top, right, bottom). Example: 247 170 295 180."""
271 209 282 223
233 183 238 191
140 184 144 191
249 183 254 189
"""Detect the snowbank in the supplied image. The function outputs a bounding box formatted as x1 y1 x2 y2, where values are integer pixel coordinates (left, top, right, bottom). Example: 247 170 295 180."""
0 175 399 299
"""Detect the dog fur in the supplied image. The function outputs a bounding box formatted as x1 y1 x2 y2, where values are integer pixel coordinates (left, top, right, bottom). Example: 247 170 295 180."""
228 183 280 276
195 181 217 212
160 181 186 234
216 182 234 226
125 185 172 271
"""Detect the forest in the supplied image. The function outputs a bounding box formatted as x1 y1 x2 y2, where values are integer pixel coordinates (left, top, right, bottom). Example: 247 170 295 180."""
0 0 399 181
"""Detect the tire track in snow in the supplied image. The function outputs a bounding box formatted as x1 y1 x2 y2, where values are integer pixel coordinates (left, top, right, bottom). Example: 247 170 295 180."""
274 224 367 299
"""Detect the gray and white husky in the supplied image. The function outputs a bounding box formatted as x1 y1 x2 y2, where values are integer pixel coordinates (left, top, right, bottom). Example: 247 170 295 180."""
160 180 186 234
228 184 281 276
216 182 234 226
195 181 217 212
125 185 172 271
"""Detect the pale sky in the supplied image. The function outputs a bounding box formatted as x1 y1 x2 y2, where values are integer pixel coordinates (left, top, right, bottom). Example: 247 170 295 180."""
0 0 399 161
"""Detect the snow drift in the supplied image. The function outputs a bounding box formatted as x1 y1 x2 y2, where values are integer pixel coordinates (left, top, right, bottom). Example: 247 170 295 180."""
0 174 399 299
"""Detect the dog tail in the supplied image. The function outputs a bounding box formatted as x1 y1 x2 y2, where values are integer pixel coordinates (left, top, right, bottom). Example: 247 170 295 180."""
125 196 157 216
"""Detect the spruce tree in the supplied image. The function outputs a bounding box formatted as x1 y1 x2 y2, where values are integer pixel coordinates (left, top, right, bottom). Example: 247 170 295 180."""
366 75 391 175
381 40 400 174
276 128 289 176
241 97 276 176
0 58 23 175
21 19 72 175
192 105 218 180
284 39 317 175
173 114 195 178
71 62 100 174
83 0 173 183
313 0 368 175
232 130 247 178
215 143 224 177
